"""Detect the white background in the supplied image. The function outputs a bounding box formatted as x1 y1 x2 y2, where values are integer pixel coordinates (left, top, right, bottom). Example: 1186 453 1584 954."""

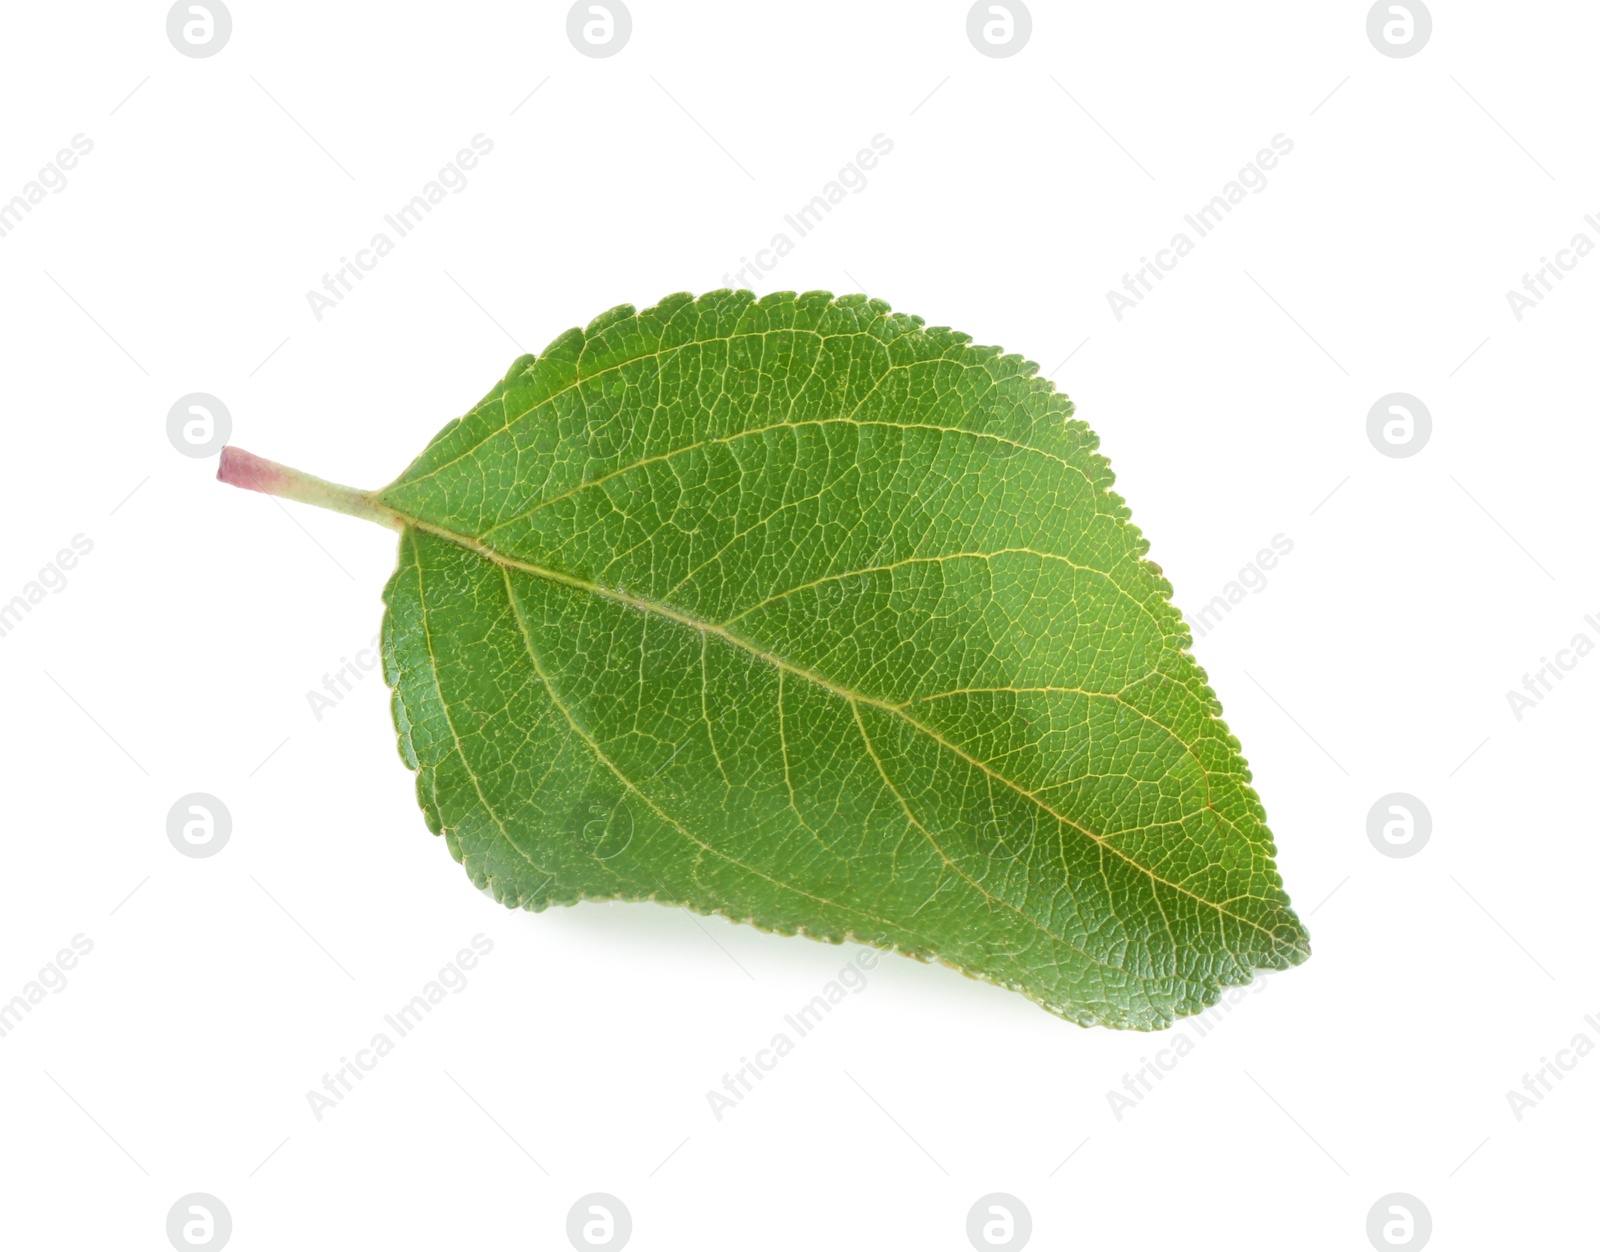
0 2 1594 1248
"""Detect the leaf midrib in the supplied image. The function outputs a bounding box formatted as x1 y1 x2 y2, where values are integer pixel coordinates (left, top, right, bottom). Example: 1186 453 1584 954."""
394 511 1298 957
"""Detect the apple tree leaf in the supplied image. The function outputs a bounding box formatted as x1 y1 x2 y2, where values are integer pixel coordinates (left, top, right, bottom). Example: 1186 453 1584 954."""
219 289 1309 1029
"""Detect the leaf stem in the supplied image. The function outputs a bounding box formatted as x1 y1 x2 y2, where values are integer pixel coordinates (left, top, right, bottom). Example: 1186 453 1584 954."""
217 446 403 531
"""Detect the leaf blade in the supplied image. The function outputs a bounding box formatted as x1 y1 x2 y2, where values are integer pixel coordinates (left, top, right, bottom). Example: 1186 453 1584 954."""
377 289 1308 1029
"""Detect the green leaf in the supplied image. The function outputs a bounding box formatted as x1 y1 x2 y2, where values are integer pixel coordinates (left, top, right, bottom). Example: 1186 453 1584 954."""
221 289 1309 1029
